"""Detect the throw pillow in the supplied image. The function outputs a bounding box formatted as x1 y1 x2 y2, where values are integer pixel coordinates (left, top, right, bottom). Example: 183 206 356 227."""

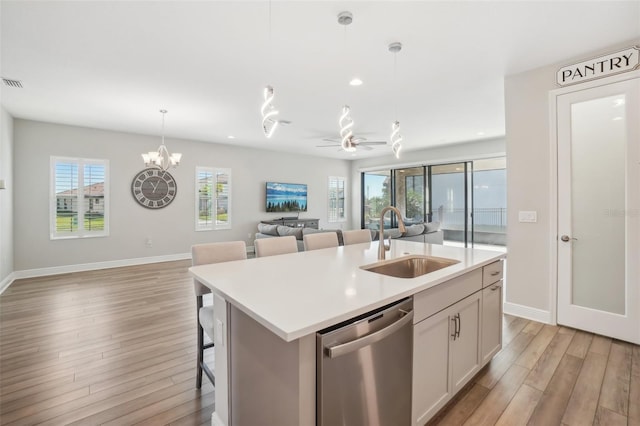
277 225 303 240
424 222 441 233
257 223 279 236
404 224 425 237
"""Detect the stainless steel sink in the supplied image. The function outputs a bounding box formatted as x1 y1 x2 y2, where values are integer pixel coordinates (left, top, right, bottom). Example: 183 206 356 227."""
361 255 460 278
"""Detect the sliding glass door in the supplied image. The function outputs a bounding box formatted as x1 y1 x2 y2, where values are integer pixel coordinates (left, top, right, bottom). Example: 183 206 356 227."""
360 158 506 250
431 163 468 246
362 170 391 230
472 158 507 247
394 167 427 224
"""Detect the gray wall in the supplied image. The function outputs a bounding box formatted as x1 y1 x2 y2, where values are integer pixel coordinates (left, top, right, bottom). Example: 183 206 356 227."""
0 107 13 284
504 38 640 320
13 119 350 272
349 138 506 227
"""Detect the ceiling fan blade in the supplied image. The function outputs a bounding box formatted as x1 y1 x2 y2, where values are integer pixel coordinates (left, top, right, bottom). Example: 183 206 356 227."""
322 138 339 143
359 141 388 146
316 144 340 148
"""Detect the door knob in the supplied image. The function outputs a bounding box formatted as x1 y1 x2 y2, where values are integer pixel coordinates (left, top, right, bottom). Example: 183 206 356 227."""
560 235 578 242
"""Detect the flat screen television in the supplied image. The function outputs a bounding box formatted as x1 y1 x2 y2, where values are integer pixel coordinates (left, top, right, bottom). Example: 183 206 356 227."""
266 182 307 212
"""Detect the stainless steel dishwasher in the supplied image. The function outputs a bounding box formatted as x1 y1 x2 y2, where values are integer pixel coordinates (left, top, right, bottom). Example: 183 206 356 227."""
317 297 413 426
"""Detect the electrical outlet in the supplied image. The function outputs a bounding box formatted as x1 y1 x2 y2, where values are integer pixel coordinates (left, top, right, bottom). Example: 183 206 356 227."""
247 232 252 239
145 237 153 247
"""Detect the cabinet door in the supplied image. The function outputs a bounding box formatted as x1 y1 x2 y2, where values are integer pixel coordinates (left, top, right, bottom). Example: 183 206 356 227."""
412 307 453 426
450 292 481 393
481 281 503 365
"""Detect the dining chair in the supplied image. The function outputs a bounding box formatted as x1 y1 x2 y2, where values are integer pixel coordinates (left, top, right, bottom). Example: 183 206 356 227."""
254 235 298 257
342 229 373 245
191 241 247 388
303 232 339 251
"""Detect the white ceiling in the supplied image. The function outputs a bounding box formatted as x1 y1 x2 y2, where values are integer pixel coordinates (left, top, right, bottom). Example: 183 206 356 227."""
2 1 639 160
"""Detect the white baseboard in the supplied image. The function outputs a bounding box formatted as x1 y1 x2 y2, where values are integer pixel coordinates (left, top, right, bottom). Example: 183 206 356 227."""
503 301 554 324
0 272 17 295
211 412 226 426
2 253 191 294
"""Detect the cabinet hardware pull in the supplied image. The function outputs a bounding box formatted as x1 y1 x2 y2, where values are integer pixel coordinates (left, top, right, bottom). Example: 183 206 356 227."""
451 317 457 341
455 313 461 338
491 285 499 291
490 271 500 276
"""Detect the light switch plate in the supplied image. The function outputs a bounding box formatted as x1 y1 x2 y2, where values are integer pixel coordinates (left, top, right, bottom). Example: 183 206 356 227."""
518 211 537 223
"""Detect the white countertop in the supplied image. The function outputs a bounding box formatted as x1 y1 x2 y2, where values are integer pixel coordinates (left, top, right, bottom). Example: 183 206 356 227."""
189 240 506 342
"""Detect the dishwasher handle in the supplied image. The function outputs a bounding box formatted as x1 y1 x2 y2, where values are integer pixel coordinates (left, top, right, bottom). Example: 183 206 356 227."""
326 310 413 359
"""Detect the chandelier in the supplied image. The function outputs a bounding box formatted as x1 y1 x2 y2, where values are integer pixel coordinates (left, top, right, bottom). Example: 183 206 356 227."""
142 109 182 171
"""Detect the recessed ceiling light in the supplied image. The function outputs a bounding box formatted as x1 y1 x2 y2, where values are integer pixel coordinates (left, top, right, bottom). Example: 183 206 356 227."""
477 131 485 136
612 116 623 121
349 78 363 86
227 135 235 139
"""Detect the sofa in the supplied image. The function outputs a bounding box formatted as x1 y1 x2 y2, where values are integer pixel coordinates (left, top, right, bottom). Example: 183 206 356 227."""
371 222 444 245
255 222 443 252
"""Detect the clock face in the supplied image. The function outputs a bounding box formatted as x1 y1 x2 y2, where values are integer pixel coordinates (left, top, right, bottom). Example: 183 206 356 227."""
131 168 177 209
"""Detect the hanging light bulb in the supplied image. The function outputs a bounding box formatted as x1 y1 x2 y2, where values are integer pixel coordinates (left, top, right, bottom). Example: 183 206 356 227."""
389 42 403 158
339 105 356 152
391 121 403 158
141 110 182 171
260 1 280 139
261 85 279 138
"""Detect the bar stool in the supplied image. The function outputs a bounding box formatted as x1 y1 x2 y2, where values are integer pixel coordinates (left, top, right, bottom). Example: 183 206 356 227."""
191 241 247 388
254 236 298 257
303 232 339 251
342 229 373 245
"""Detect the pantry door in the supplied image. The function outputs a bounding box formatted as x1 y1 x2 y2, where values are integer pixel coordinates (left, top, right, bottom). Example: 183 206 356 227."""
556 77 640 344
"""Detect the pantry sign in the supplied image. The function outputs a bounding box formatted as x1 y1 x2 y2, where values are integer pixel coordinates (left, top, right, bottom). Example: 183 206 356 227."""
557 46 640 87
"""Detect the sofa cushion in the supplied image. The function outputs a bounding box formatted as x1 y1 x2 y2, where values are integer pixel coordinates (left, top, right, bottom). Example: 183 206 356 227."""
424 221 440 233
257 223 279 236
277 225 303 240
404 224 425 237
380 228 403 239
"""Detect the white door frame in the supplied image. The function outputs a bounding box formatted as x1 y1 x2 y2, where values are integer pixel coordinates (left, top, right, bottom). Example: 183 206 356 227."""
548 70 640 328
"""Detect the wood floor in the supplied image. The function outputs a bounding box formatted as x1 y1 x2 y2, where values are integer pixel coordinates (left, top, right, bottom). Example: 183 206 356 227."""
1 260 638 426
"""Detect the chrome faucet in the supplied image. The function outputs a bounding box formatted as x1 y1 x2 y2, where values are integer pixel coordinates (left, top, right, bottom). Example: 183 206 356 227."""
378 206 407 260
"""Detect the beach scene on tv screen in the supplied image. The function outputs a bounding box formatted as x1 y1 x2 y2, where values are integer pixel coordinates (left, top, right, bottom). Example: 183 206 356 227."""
266 182 307 212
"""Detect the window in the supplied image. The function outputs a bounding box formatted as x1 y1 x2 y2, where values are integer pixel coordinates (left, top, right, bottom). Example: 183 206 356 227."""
362 170 391 229
328 176 346 222
196 167 231 231
50 157 109 239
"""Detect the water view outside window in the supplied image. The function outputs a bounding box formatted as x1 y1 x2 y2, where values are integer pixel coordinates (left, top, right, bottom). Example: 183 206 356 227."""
360 157 506 248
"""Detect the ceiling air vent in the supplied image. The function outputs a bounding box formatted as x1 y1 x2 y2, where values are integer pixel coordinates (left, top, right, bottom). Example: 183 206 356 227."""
2 78 23 88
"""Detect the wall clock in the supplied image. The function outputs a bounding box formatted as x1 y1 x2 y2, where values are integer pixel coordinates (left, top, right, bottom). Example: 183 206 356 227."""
131 168 177 209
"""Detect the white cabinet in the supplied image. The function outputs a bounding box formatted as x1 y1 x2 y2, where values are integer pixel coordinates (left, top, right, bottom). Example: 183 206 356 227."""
481 281 503 365
412 261 504 426
412 271 482 426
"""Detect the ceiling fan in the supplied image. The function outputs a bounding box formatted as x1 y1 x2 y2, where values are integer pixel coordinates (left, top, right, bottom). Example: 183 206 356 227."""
317 135 387 152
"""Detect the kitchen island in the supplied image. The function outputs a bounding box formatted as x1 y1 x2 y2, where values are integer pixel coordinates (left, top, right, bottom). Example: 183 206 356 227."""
190 239 506 426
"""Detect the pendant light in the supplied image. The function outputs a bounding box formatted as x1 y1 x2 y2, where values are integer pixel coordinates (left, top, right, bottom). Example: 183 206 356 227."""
389 42 403 158
141 109 182 170
337 11 357 153
261 0 279 138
